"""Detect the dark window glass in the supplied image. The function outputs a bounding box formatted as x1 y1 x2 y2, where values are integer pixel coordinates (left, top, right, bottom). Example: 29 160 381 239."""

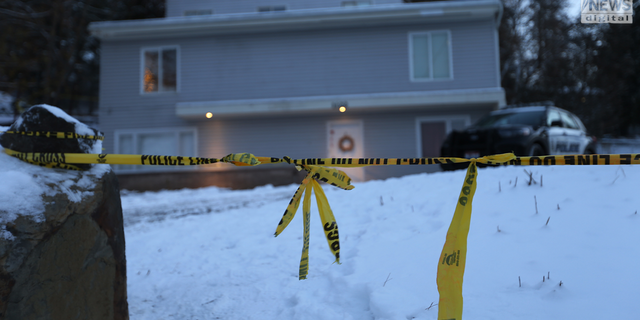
474 111 545 128
162 49 177 91
560 111 579 130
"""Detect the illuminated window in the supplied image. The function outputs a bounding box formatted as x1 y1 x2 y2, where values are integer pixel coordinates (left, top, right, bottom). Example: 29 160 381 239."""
142 47 178 93
409 31 452 81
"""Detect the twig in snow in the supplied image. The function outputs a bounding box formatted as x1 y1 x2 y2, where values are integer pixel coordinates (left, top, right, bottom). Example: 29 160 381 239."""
383 273 392 287
203 298 217 305
559 281 563 287
557 204 560 210
547 271 550 280
497 225 501 233
514 177 518 187
426 302 438 310
545 216 550 226
380 196 384 206
499 181 501 192
611 175 620 185
540 175 543 187
534 195 538 214
519 276 521 287
524 169 537 185
617 166 626 178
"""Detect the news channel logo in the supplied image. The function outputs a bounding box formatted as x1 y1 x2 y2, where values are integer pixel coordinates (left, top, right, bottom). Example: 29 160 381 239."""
581 0 633 23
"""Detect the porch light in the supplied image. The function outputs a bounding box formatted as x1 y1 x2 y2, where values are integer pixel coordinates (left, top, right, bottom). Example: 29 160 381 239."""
339 106 347 113
205 112 213 118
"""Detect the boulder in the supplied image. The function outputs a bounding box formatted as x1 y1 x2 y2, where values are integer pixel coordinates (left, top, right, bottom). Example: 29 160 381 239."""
0 104 103 170
0 106 128 319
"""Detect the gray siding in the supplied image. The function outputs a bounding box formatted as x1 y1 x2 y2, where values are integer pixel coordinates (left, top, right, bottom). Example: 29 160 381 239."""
190 105 492 180
167 0 402 17
98 14 501 182
98 19 498 106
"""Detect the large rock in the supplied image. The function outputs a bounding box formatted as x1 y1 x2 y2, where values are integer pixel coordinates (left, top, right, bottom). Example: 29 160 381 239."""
0 169 128 319
0 106 128 319
0 104 103 170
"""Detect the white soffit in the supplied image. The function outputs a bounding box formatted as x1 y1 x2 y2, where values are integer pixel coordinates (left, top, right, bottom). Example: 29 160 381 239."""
176 88 506 119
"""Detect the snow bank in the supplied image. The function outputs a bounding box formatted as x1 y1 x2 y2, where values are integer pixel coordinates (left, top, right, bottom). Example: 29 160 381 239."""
122 164 640 319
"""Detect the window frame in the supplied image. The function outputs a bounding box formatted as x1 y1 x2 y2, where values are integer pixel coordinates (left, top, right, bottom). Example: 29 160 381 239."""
114 127 198 173
140 45 181 95
408 30 453 82
415 115 470 158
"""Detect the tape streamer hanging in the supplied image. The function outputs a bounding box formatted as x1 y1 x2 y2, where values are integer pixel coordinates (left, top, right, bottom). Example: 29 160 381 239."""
275 173 312 237
311 179 341 264
299 181 313 279
436 161 477 320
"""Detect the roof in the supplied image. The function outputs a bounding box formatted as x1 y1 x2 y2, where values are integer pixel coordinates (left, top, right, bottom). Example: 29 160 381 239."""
490 106 549 115
89 0 503 40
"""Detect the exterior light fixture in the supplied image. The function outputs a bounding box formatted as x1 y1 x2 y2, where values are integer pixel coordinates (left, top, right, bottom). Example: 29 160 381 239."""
205 112 213 118
332 101 348 112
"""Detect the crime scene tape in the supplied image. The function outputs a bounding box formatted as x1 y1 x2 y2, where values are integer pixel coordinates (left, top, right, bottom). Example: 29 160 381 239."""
4 131 640 320
2 130 104 140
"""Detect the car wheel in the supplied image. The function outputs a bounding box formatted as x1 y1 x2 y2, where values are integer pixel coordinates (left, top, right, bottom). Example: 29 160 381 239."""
529 144 545 156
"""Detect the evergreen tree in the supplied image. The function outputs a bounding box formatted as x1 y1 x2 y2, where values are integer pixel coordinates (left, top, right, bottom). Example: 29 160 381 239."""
0 0 164 117
591 3 640 136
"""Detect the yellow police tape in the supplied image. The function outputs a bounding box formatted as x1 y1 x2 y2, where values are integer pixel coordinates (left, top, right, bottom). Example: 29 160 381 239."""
5 130 640 319
2 130 104 140
437 161 477 320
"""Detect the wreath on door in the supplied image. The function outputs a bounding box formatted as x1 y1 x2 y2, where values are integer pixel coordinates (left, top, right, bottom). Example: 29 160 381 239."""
338 134 355 152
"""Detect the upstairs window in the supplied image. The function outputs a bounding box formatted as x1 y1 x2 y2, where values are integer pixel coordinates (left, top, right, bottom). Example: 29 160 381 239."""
409 31 452 81
142 46 178 93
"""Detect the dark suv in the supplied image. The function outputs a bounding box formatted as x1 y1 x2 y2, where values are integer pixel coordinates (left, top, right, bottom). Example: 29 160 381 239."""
440 105 597 169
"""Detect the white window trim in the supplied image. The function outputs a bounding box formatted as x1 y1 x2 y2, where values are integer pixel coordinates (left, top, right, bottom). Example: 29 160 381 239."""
140 45 181 95
415 115 470 158
114 126 198 173
408 30 454 82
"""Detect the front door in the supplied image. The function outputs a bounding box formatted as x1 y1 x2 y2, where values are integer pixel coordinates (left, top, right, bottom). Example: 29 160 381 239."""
327 120 364 181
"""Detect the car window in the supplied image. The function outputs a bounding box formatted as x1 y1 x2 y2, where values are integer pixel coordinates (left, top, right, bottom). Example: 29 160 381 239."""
560 111 580 130
474 111 544 128
547 110 562 127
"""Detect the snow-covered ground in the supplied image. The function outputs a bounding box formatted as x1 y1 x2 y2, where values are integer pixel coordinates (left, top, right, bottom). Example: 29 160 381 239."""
1 118 638 319
121 164 640 320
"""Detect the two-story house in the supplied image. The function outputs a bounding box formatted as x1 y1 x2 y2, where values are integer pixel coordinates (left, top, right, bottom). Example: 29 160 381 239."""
88 0 505 191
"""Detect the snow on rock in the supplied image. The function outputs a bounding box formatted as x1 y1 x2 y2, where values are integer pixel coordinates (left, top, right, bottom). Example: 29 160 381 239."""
0 104 102 158
0 107 110 239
